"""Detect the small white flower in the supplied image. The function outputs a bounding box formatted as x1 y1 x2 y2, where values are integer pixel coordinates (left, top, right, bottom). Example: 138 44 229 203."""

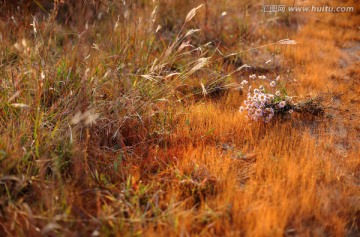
259 85 265 91
249 74 256 79
241 80 248 85
259 93 266 102
239 106 245 113
288 109 294 114
258 75 266 80
270 81 276 87
275 76 280 81
275 90 281 96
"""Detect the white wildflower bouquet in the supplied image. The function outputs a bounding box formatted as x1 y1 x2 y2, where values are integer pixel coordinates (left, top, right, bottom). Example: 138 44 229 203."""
239 75 294 122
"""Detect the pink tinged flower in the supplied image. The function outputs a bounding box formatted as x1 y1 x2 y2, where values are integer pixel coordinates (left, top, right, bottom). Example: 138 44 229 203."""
275 90 281 96
288 109 294 114
267 113 274 121
278 101 286 108
255 109 263 117
270 81 276 87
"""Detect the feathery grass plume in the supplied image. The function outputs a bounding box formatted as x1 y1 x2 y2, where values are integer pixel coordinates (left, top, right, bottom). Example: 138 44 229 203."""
155 24 162 33
141 74 157 82
150 5 158 24
201 83 207 96
7 91 21 102
30 16 37 34
164 73 181 79
236 64 251 71
70 110 99 126
184 29 201 38
277 39 297 45
188 57 210 75
83 110 99 125
177 41 193 53
185 4 204 23
225 39 297 57
114 15 120 30
10 103 31 109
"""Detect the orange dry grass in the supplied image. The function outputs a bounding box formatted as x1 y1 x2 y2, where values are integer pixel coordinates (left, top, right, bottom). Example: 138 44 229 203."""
140 101 359 236
1 0 360 236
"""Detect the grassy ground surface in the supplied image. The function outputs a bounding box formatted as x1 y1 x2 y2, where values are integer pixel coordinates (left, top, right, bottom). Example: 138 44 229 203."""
1 0 360 236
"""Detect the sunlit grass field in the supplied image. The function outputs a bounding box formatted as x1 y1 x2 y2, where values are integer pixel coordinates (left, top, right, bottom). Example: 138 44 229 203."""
1 0 359 236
